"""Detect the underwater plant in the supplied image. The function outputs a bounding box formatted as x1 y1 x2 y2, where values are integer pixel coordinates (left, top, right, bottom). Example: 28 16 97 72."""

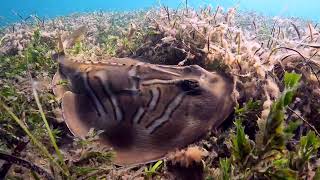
209 72 320 179
144 160 164 179
0 3 320 179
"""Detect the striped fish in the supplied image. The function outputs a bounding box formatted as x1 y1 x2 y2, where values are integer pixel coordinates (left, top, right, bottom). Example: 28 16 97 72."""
52 28 234 166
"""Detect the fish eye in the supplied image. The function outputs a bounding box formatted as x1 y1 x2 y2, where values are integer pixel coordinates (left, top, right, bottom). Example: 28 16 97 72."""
183 66 193 74
177 79 202 95
183 65 202 76
209 77 219 84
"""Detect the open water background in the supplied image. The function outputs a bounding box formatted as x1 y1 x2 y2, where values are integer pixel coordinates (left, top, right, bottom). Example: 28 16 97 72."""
0 0 319 26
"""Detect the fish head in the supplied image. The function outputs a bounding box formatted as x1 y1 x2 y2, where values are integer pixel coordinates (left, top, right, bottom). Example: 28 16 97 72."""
58 59 92 94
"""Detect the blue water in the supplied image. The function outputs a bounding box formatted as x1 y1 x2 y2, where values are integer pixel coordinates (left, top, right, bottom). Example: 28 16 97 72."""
0 0 319 26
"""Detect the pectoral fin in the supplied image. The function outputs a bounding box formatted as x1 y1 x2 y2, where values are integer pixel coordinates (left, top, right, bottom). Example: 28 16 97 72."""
61 91 100 138
52 72 69 101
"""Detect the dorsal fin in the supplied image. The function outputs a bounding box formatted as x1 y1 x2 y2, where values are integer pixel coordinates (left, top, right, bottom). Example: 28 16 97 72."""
53 26 87 62
57 33 64 55
62 26 87 50
52 26 88 100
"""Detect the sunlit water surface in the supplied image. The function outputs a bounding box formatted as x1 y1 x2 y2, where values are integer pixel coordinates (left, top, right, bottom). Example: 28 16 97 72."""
0 0 319 26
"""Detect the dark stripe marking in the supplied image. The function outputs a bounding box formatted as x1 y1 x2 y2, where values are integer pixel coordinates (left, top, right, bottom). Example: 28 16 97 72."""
145 92 186 134
95 77 122 122
85 72 108 117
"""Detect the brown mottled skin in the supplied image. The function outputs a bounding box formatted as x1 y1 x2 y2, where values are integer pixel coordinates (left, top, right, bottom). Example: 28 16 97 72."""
53 47 234 166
